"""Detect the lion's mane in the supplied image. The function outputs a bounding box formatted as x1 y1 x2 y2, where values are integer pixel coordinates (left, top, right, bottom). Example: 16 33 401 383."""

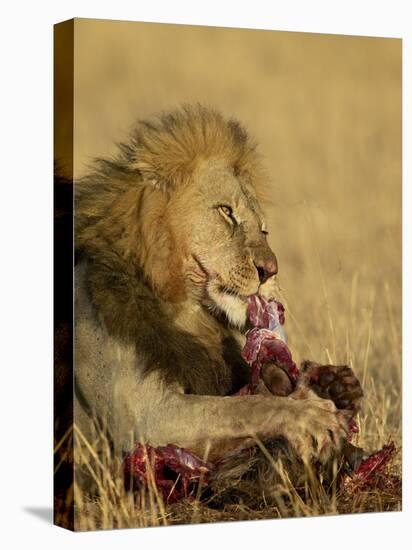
75 105 262 395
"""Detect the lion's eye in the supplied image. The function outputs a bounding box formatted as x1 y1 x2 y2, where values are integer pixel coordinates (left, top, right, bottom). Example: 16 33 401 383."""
217 205 237 225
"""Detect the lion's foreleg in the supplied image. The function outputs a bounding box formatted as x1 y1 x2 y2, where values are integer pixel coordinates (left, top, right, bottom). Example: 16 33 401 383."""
117 371 349 464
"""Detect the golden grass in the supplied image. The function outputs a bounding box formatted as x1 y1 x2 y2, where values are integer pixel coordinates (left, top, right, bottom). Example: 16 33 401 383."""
58 20 402 529
55 394 401 531
61 272 402 529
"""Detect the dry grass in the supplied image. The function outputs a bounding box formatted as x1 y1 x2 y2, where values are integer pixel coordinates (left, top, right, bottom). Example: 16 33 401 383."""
55 403 401 531
57 19 402 530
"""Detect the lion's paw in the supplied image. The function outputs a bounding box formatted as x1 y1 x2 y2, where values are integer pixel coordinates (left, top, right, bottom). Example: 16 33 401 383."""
299 361 364 412
261 363 294 396
281 394 349 464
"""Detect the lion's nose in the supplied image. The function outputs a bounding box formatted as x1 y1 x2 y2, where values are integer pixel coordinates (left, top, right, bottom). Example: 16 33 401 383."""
254 256 278 284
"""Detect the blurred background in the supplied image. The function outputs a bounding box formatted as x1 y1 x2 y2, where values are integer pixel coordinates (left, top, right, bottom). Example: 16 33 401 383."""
67 19 401 450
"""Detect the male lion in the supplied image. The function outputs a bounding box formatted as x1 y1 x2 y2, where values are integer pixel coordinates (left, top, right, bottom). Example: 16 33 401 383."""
74 105 353 468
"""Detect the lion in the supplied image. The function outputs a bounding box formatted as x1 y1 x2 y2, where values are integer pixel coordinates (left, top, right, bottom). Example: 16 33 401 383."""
74 105 357 471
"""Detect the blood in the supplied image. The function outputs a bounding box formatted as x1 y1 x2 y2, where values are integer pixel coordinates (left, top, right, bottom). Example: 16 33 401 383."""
123 443 212 503
235 295 299 395
123 294 399 501
341 441 401 494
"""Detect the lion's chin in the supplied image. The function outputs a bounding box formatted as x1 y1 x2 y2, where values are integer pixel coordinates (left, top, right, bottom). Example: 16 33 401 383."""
206 285 248 330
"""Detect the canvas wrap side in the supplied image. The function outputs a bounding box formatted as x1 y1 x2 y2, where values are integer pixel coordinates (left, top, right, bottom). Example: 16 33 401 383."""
54 18 74 532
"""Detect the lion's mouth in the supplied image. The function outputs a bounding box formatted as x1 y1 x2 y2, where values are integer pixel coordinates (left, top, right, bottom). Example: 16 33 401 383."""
206 282 249 329
217 285 248 302
191 254 250 328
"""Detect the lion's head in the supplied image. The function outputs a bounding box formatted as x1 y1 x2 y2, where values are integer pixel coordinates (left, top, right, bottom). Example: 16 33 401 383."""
76 105 278 329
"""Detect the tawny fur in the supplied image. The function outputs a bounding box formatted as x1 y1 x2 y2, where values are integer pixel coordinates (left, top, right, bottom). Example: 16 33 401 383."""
73 104 348 474
75 104 270 394
76 104 267 300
